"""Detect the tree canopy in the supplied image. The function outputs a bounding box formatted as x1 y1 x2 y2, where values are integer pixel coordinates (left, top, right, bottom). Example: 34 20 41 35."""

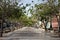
33 0 59 20
0 0 25 19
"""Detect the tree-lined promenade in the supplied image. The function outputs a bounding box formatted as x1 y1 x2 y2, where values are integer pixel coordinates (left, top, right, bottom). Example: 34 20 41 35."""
0 0 60 38
0 0 37 37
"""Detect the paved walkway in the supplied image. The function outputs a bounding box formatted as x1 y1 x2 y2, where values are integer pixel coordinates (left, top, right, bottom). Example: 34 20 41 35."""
0 27 60 40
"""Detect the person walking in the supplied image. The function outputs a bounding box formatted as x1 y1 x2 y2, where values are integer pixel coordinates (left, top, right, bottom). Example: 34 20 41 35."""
46 20 51 32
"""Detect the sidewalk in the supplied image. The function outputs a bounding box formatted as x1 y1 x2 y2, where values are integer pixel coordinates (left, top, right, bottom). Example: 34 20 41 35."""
46 30 60 38
3 27 45 37
0 27 60 40
2 27 34 37
3 28 23 37
51 32 60 38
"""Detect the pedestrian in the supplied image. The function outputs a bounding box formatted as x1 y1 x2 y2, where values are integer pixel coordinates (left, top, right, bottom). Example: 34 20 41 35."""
52 16 59 32
38 21 42 28
41 21 45 29
45 20 47 31
46 20 51 32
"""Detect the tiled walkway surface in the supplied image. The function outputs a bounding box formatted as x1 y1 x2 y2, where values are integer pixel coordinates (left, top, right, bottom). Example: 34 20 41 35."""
0 27 60 40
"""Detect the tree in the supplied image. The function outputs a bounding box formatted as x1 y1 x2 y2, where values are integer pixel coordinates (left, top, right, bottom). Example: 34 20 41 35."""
29 0 59 31
0 0 24 37
34 0 59 21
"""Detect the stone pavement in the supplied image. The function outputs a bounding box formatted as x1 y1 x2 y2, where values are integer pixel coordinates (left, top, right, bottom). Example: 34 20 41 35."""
0 27 60 40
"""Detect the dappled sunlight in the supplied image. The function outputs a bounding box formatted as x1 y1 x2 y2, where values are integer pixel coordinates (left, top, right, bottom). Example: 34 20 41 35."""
0 0 60 40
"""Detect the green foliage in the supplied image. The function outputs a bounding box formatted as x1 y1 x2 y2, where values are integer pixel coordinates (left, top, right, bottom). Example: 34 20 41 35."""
0 0 35 27
58 0 60 7
0 0 24 19
19 15 35 26
34 0 59 20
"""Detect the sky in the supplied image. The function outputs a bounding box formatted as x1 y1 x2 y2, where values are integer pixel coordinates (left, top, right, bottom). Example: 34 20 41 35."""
20 0 47 6
21 0 47 10
18 0 58 17
19 0 47 17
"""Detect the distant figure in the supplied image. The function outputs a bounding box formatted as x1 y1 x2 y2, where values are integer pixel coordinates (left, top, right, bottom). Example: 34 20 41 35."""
52 16 59 32
46 20 51 32
41 22 45 29
34 23 39 28
38 21 42 28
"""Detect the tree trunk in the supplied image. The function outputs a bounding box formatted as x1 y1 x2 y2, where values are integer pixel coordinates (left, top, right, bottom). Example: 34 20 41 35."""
0 20 3 37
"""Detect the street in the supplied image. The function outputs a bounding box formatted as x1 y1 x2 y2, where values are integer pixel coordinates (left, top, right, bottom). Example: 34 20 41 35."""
0 27 60 40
